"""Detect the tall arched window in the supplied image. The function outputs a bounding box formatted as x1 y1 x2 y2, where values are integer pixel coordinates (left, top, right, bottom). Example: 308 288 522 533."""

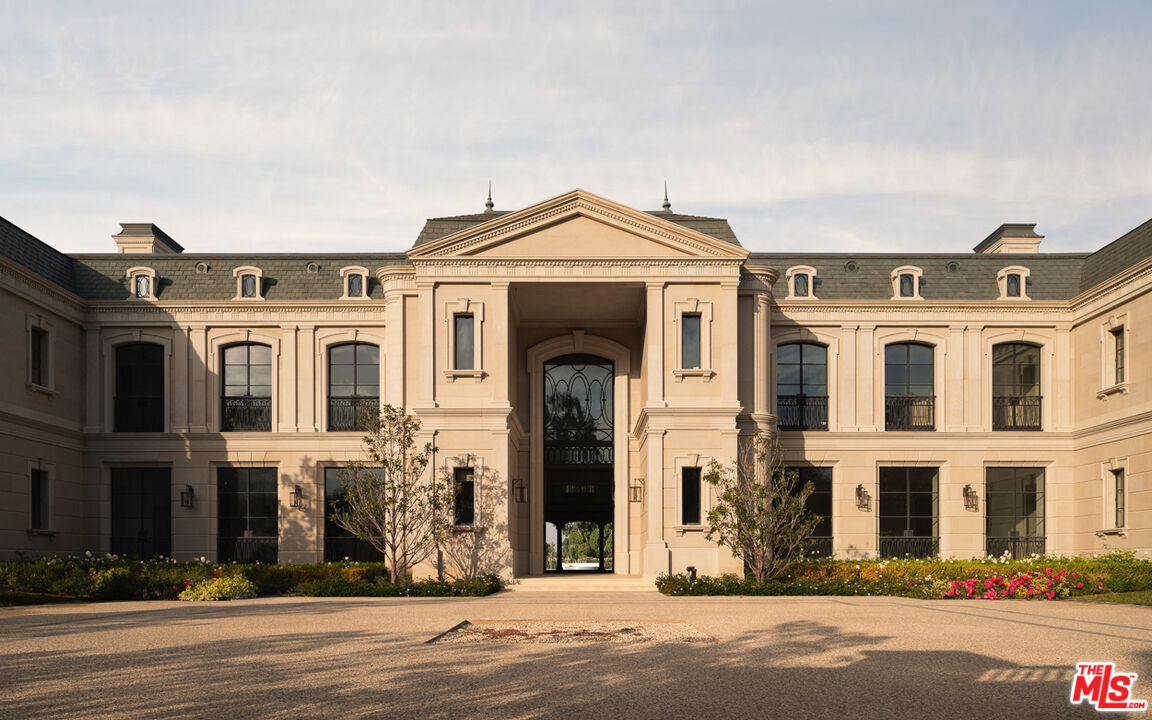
221 343 272 431
115 343 164 431
328 343 380 431
776 342 828 430
992 343 1041 430
884 342 934 430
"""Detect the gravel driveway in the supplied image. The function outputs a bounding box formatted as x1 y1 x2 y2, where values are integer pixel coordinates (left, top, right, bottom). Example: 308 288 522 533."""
2 589 1149 719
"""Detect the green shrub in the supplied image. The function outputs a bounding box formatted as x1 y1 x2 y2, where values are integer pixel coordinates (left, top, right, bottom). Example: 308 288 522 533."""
179 575 259 601
294 573 502 597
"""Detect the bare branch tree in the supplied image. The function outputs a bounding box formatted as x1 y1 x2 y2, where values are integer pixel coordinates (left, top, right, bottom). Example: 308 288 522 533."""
704 432 821 583
330 404 451 584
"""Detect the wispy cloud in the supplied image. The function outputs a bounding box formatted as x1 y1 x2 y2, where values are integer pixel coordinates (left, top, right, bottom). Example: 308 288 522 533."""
1 1 1149 254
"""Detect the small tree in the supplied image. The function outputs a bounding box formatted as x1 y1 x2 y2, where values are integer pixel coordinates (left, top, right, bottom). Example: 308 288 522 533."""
330 404 452 584
704 432 821 583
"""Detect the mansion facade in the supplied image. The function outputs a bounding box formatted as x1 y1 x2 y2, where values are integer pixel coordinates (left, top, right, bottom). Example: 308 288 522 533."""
1 189 1148 579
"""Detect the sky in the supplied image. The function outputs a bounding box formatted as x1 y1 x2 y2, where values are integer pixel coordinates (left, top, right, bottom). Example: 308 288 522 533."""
2 1 1151 255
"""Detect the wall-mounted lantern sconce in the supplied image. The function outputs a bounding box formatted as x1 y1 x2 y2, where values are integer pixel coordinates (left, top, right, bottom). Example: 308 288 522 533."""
512 479 528 504
963 484 979 512
180 485 195 508
629 478 645 503
855 484 871 511
289 485 304 509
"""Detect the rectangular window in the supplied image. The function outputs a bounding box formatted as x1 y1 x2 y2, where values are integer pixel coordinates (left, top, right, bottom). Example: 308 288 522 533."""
217 467 278 563
1114 469 1125 528
241 274 258 298
454 314 474 370
681 314 701 369
111 467 172 558
30 326 47 386
878 467 938 558
681 467 702 525
1112 327 1125 384
323 467 386 561
899 274 915 297
454 467 475 526
1006 273 1021 297
30 469 49 530
985 467 1045 557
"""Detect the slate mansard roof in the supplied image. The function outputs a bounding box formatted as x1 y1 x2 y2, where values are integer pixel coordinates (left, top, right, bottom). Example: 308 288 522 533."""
0 208 1149 304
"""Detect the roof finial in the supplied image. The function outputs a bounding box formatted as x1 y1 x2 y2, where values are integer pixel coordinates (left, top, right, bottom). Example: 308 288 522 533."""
662 181 671 211
484 181 494 212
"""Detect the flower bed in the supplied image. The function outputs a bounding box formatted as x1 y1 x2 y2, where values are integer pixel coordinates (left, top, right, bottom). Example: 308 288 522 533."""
0 553 502 601
656 552 1152 599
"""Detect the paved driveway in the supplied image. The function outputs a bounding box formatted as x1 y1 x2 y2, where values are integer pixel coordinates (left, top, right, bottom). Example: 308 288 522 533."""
2 590 1149 719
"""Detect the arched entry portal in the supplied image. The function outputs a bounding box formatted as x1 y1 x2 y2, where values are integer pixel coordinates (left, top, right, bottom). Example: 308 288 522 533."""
527 333 631 576
543 354 614 572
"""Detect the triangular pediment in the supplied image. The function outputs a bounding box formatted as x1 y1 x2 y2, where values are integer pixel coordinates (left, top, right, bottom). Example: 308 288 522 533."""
407 189 749 261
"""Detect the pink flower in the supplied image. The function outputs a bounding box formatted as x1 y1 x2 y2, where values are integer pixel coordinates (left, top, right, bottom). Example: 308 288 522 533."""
1076 582 1084 588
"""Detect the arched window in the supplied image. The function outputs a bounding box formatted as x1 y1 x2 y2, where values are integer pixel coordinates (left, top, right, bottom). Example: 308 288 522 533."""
328 343 380 431
884 343 934 430
222 343 272 431
992 343 1041 430
776 342 828 430
114 343 164 431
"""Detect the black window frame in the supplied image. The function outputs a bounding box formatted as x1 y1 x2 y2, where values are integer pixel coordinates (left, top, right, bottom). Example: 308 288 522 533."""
217 466 278 563
453 467 475 526
899 273 915 297
30 326 48 387
776 342 828 431
1114 468 1125 529
241 273 258 298
878 466 939 558
347 273 364 297
30 468 49 530
985 467 1045 558
681 466 702 526
1112 326 1125 384
327 342 380 431
884 342 935 431
681 313 702 369
454 314 474 370
114 342 166 432
323 466 386 561
991 342 1041 431
221 343 273 432
1006 273 1021 297
793 273 809 297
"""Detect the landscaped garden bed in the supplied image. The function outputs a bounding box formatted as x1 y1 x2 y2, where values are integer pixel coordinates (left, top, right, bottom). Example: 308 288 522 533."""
656 552 1152 600
0 553 502 603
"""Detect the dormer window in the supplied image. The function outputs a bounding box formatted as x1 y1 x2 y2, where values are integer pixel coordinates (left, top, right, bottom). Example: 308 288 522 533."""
125 266 158 300
340 266 370 300
785 265 818 300
996 266 1031 300
890 266 924 300
232 266 265 300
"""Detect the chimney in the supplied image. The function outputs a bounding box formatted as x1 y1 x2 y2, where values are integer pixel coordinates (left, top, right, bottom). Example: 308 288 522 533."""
112 223 184 254
973 224 1043 254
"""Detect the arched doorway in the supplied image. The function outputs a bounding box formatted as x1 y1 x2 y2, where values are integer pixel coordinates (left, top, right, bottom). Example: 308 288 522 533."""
543 354 614 572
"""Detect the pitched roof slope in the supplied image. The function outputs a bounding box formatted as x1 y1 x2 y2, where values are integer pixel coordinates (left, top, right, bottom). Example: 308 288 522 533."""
413 209 741 247
749 253 1088 301
71 254 408 301
0 216 76 292
1079 218 1152 292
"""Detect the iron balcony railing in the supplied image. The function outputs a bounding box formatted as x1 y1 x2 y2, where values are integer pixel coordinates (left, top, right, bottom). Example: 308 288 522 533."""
776 395 829 431
113 397 165 432
885 395 935 431
987 535 1045 559
221 396 272 432
804 536 834 558
218 536 278 564
878 535 939 559
544 442 614 467
992 396 1042 431
328 396 379 431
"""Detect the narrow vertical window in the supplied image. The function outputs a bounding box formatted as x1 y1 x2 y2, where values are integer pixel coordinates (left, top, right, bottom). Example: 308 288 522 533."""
454 314 474 370
681 467 701 525
1112 327 1125 384
793 273 809 297
135 275 151 298
241 274 258 298
1114 469 1125 528
1005 273 1021 297
30 326 47 386
348 274 363 297
454 467 475 526
30 469 49 530
899 273 915 297
681 314 701 369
